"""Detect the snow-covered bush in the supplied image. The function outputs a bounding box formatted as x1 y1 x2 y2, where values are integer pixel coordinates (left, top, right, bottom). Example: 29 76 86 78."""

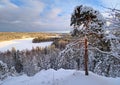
105 9 120 59
58 44 120 77
0 61 9 80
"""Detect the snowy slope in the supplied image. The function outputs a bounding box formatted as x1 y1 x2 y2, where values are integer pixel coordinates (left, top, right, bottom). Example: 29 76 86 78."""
0 38 52 52
0 69 119 85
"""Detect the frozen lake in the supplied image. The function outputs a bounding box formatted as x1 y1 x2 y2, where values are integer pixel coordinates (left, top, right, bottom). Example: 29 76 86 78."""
0 38 53 52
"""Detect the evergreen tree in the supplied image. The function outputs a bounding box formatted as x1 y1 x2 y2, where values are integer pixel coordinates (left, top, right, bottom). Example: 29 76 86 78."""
70 5 106 75
11 48 23 73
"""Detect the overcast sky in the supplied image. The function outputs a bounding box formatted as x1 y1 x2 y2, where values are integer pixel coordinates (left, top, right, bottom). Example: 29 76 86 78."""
0 0 120 32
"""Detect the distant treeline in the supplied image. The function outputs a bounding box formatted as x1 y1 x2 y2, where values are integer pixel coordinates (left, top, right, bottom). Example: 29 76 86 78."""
0 32 59 42
32 37 60 43
52 38 70 50
32 35 71 50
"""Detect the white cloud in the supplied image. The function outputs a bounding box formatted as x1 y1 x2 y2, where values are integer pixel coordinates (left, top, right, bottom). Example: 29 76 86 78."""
40 7 70 31
47 8 61 19
0 0 44 22
0 0 70 32
0 0 19 8
0 0 46 31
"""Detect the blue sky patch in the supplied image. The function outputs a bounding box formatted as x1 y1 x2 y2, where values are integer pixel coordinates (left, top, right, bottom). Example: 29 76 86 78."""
10 0 24 7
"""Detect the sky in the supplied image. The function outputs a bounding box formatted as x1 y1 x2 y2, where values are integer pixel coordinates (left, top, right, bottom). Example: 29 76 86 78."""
0 0 120 32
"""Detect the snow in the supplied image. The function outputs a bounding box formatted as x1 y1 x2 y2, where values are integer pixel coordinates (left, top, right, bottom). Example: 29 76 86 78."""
0 38 53 52
0 69 119 85
0 61 8 69
71 5 106 34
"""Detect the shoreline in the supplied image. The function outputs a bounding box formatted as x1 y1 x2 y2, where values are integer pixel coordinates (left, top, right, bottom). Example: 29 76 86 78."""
0 37 34 43
0 38 34 48
0 35 60 43
0 38 53 52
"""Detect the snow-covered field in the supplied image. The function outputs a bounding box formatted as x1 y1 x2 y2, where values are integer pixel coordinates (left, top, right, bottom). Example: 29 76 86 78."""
0 38 52 52
0 69 119 85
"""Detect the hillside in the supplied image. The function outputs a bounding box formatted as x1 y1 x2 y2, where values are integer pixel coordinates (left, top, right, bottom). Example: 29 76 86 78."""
0 69 119 85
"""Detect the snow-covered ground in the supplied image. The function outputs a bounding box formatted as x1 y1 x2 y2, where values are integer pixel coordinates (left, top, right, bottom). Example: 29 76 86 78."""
0 69 119 85
0 38 52 52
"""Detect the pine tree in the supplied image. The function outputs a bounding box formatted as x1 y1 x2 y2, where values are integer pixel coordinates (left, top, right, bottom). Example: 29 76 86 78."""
70 5 106 75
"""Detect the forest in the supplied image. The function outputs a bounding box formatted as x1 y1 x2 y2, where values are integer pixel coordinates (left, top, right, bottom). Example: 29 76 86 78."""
0 32 59 42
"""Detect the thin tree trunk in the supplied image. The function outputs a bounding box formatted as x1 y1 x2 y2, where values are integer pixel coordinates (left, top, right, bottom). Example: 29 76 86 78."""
84 36 89 75
76 58 80 70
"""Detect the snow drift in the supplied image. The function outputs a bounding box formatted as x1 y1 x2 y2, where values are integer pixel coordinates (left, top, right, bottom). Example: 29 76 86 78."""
0 69 119 85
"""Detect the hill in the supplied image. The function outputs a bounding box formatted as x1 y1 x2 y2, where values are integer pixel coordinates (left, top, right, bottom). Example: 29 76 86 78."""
0 69 119 85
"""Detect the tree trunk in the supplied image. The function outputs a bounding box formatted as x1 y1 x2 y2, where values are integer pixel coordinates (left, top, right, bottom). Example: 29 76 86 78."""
84 36 89 75
76 58 80 70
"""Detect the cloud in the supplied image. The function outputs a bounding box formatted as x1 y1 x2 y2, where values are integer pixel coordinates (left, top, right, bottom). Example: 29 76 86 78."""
0 0 18 8
0 0 44 22
2 0 117 32
0 0 71 32
0 0 46 32
47 8 61 19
